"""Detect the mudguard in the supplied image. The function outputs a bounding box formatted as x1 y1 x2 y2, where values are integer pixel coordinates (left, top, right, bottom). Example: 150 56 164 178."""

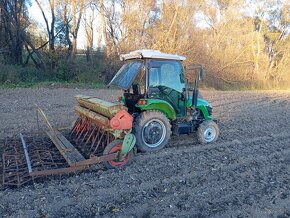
121 133 136 155
136 99 176 120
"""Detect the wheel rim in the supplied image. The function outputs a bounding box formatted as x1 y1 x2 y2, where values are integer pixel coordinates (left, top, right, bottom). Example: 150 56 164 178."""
141 119 166 148
108 145 130 167
203 127 216 142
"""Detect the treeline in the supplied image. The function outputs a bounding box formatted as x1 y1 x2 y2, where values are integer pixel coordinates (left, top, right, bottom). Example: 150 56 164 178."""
0 0 289 89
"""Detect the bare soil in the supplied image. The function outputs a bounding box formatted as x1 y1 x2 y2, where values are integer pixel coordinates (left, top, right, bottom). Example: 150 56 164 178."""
0 88 290 218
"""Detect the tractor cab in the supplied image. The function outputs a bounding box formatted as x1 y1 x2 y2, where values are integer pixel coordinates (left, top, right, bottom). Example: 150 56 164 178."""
109 50 219 152
109 50 188 117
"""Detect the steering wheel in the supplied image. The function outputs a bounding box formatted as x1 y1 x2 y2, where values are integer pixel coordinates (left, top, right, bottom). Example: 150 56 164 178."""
155 85 174 96
152 85 182 111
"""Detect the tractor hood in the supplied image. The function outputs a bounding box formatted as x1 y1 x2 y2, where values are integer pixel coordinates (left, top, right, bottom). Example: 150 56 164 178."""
187 97 211 108
109 60 143 90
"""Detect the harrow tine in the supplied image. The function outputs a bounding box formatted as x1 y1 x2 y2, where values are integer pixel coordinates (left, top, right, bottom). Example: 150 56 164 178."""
92 130 105 154
89 126 101 151
89 133 99 153
80 124 92 144
76 120 91 142
84 126 97 147
70 118 81 136
75 118 88 140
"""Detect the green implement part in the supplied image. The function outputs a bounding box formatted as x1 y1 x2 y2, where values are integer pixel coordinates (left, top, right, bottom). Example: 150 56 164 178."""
76 95 127 118
121 133 136 156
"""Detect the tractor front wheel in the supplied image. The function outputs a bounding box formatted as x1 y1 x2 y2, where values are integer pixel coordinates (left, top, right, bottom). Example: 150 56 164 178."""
103 140 134 169
197 120 219 144
133 110 172 152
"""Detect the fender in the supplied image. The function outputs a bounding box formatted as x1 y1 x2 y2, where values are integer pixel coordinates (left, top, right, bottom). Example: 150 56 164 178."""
196 98 212 120
136 99 176 120
186 97 212 120
196 105 212 120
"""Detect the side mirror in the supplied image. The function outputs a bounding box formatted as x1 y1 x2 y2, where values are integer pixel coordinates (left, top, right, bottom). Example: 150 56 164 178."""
199 67 204 80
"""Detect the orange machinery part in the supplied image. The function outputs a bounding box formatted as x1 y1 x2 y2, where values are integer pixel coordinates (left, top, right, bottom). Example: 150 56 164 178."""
109 110 133 130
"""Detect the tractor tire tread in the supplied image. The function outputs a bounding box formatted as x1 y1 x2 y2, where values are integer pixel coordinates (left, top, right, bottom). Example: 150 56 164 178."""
197 120 219 144
133 110 172 152
103 140 134 169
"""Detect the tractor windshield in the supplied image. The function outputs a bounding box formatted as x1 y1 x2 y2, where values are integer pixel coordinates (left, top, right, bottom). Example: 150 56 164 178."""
109 60 143 90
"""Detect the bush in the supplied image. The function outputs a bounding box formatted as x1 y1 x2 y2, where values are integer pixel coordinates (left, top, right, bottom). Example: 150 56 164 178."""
0 63 52 84
0 53 107 85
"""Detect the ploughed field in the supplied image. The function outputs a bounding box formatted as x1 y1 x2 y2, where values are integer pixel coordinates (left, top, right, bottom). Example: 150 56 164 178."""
0 88 290 217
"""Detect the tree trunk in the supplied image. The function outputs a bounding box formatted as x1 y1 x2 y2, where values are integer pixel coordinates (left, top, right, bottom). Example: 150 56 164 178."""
0 0 25 65
85 10 94 63
70 0 84 61
100 0 108 54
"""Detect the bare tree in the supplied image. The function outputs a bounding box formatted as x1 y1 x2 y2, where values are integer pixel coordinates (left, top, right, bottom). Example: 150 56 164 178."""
70 0 85 60
0 0 29 64
97 0 108 52
35 0 57 68
0 0 289 88
83 2 96 62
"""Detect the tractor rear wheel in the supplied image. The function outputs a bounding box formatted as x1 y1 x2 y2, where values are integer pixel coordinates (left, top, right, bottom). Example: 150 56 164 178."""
197 120 219 144
103 140 134 169
133 110 172 152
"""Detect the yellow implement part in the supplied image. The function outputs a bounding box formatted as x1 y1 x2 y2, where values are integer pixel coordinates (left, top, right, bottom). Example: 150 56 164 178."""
35 104 54 132
75 95 127 118
75 105 110 128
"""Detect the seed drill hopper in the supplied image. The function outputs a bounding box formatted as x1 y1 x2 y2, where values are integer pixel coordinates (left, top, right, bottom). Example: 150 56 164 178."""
1 95 136 187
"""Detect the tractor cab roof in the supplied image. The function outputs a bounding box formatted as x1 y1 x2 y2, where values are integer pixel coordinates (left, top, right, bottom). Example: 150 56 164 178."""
120 49 186 61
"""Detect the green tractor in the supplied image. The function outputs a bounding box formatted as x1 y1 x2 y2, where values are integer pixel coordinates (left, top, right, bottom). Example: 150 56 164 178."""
1 50 220 187
109 50 219 152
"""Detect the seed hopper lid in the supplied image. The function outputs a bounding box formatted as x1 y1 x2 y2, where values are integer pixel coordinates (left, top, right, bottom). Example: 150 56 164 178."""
75 95 127 118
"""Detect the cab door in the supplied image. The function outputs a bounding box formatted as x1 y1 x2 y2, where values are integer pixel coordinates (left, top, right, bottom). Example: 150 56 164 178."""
148 60 186 117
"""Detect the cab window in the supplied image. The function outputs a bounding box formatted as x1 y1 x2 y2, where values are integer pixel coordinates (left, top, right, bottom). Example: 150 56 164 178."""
149 60 185 93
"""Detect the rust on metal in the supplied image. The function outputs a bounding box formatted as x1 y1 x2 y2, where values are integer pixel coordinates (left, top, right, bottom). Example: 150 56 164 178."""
69 118 115 156
1 126 117 187
29 165 86 177
2 134 68 187
74 153 116 167
2 139 32 187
